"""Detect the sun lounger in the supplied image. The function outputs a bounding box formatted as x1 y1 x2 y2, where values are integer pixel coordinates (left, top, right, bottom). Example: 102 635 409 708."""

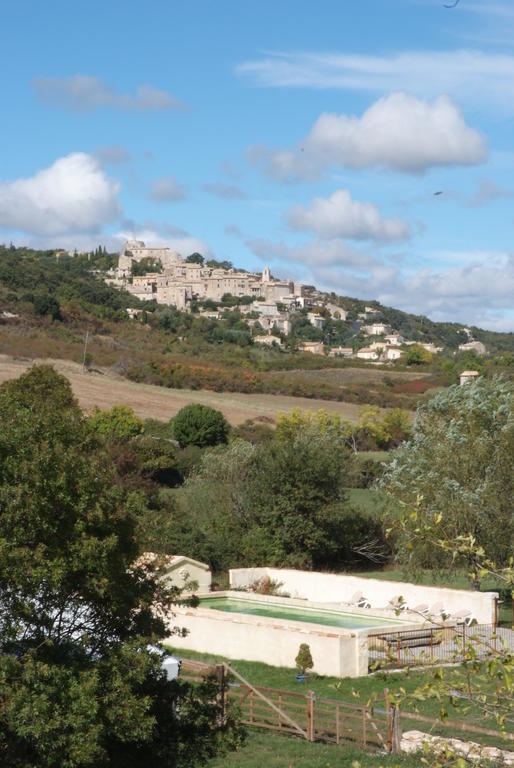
384 596 408 612
426 601 446 619
342 591 370 609
406 603 429 616
448 609 475 627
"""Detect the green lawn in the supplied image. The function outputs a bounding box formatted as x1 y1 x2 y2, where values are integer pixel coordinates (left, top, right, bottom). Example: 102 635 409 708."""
354 451 391 463
167 647 512 741
346 487 382 514
206 730 420 768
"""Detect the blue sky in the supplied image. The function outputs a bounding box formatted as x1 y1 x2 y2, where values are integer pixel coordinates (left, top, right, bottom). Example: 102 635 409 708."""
1 0 514 330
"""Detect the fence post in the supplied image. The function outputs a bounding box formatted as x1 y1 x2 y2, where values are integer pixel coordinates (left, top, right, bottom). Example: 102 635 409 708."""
215 664 225 724
384 688 392 752
390 703 402 755
307 690 315 742
336 704 340 745
397 634 401 665
362 707 367 748
430 628 434 663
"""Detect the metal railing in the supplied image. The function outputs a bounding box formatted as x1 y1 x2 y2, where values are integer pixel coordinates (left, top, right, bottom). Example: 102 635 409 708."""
367 623 514 670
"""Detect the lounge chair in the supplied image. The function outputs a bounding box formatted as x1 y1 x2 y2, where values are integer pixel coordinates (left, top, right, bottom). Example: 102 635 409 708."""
426 602 449 621
407 603 429 616
342 591 370 609
449 609 475 627
384 596 408 612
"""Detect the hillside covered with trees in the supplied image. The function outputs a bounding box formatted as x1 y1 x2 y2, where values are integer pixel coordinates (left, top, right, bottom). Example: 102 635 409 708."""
0 245 512 410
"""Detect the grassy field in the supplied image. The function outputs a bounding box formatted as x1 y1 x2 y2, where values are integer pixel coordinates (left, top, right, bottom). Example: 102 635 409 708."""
0 355 369 426
354 451 391 462
167 648 511 731
346 488 382 514
207 730 421 768
277 367 432 385
0 320 434 409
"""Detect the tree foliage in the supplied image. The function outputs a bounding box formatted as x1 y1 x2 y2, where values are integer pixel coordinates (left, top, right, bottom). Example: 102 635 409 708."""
172 404 229 448
295 644 314 675
403 344 433 366
88 405 145 440
381 376 514 582
0 366 243 767
172 426 385 571
185 253 204 265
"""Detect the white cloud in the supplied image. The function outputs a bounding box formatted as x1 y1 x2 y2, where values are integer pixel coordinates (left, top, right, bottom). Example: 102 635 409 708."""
202 182 246 199
237 49 514 106
377 254 514 330
248 93 486 181
34 75 182 112
287 190 410 241
0 153 121 236
246 236 376 270
149 176 186 202
245 231 514 330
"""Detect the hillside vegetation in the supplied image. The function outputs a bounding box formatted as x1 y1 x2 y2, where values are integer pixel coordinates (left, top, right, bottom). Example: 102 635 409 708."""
0 245 512 412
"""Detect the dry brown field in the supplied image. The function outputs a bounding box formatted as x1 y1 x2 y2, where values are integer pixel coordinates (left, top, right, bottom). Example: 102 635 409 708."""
0 355 375 425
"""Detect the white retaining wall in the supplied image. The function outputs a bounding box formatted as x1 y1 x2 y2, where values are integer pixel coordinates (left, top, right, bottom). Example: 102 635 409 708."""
229 568 498 625
167 602 368 677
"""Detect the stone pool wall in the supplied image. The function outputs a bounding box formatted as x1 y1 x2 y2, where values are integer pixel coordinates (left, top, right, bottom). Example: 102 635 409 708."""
166 600 369 677
229 568 498 625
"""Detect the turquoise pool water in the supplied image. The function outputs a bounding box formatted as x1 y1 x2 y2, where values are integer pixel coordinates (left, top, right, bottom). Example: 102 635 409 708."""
199 597 402 630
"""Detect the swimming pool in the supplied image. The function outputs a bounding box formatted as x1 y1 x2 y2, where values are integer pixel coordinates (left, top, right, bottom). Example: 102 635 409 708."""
199 596 402 630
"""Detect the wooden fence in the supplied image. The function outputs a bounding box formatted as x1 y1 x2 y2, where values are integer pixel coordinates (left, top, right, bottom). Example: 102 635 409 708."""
180 658 513 754
181 659 390 751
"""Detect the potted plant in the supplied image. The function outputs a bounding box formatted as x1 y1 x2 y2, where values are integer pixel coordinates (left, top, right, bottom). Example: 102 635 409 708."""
295 643 313 682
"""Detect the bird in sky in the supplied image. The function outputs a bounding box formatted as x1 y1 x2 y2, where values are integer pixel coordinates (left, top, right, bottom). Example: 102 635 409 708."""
433 191 443 196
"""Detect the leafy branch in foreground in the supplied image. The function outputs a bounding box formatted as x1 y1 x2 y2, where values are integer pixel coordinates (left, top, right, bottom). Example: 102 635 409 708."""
0 365 243 768
375 515 513 766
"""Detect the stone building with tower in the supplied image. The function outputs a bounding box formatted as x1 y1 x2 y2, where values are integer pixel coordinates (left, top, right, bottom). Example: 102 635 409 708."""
115 240 298 310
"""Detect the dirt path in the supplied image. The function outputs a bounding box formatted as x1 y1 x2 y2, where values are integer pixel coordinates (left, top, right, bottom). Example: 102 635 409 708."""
0 355 367 425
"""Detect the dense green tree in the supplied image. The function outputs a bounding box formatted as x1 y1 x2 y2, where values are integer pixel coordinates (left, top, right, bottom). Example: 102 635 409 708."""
185 252 204 265
172 404 229 448
33 293 61 320
242 426 351 568
0 367 242 767
403 344 432 366
173 439 255 570
380 376 514 584
173 425 384 572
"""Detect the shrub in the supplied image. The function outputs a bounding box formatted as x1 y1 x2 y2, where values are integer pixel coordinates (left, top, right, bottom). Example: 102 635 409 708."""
172 404 229 448
88 405 144 440
295 644 314 675
33 293 61 320
249 575 288 597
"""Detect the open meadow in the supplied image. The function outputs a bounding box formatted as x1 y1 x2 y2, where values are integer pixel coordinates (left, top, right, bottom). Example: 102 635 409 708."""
0 355 371 425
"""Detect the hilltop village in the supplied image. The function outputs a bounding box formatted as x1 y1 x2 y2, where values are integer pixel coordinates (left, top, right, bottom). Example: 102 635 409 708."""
106 240 487 362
